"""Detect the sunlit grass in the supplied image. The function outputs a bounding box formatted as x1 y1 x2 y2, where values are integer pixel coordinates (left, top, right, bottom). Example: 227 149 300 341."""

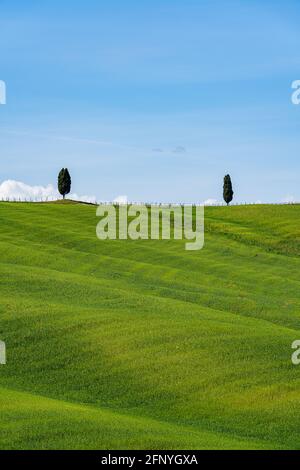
0 202 300 449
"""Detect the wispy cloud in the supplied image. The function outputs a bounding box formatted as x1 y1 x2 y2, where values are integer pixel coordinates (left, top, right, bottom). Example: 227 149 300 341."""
172 146 186 154
152 146 187 154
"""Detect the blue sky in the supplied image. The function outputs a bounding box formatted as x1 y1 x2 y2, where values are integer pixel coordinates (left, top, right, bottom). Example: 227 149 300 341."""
1 0 300 202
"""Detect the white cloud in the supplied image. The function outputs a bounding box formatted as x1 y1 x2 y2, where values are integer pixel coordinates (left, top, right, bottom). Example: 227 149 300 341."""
203 198 219 206
281 195 296 204
0 180 96 203
113 195 128 204
69 194 97 204
0 180 57 200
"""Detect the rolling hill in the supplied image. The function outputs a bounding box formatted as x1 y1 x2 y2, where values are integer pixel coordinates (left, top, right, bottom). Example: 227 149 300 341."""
0 201 300 449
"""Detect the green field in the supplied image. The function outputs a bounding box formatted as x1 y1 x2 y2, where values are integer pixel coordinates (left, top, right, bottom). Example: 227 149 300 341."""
1 201 300 450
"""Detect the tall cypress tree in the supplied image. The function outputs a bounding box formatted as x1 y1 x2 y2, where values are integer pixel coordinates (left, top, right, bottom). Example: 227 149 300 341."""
58 168 71 199
223 174 233 205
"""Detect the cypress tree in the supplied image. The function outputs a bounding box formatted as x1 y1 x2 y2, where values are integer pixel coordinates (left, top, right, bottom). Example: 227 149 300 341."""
223 174 233 205
58 168 71 199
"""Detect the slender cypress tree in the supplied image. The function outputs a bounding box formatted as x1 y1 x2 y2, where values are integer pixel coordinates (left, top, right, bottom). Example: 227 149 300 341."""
58 168 71 199
223 174 234 205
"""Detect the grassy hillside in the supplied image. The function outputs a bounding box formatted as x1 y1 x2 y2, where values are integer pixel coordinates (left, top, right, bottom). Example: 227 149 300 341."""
0 202 300 449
